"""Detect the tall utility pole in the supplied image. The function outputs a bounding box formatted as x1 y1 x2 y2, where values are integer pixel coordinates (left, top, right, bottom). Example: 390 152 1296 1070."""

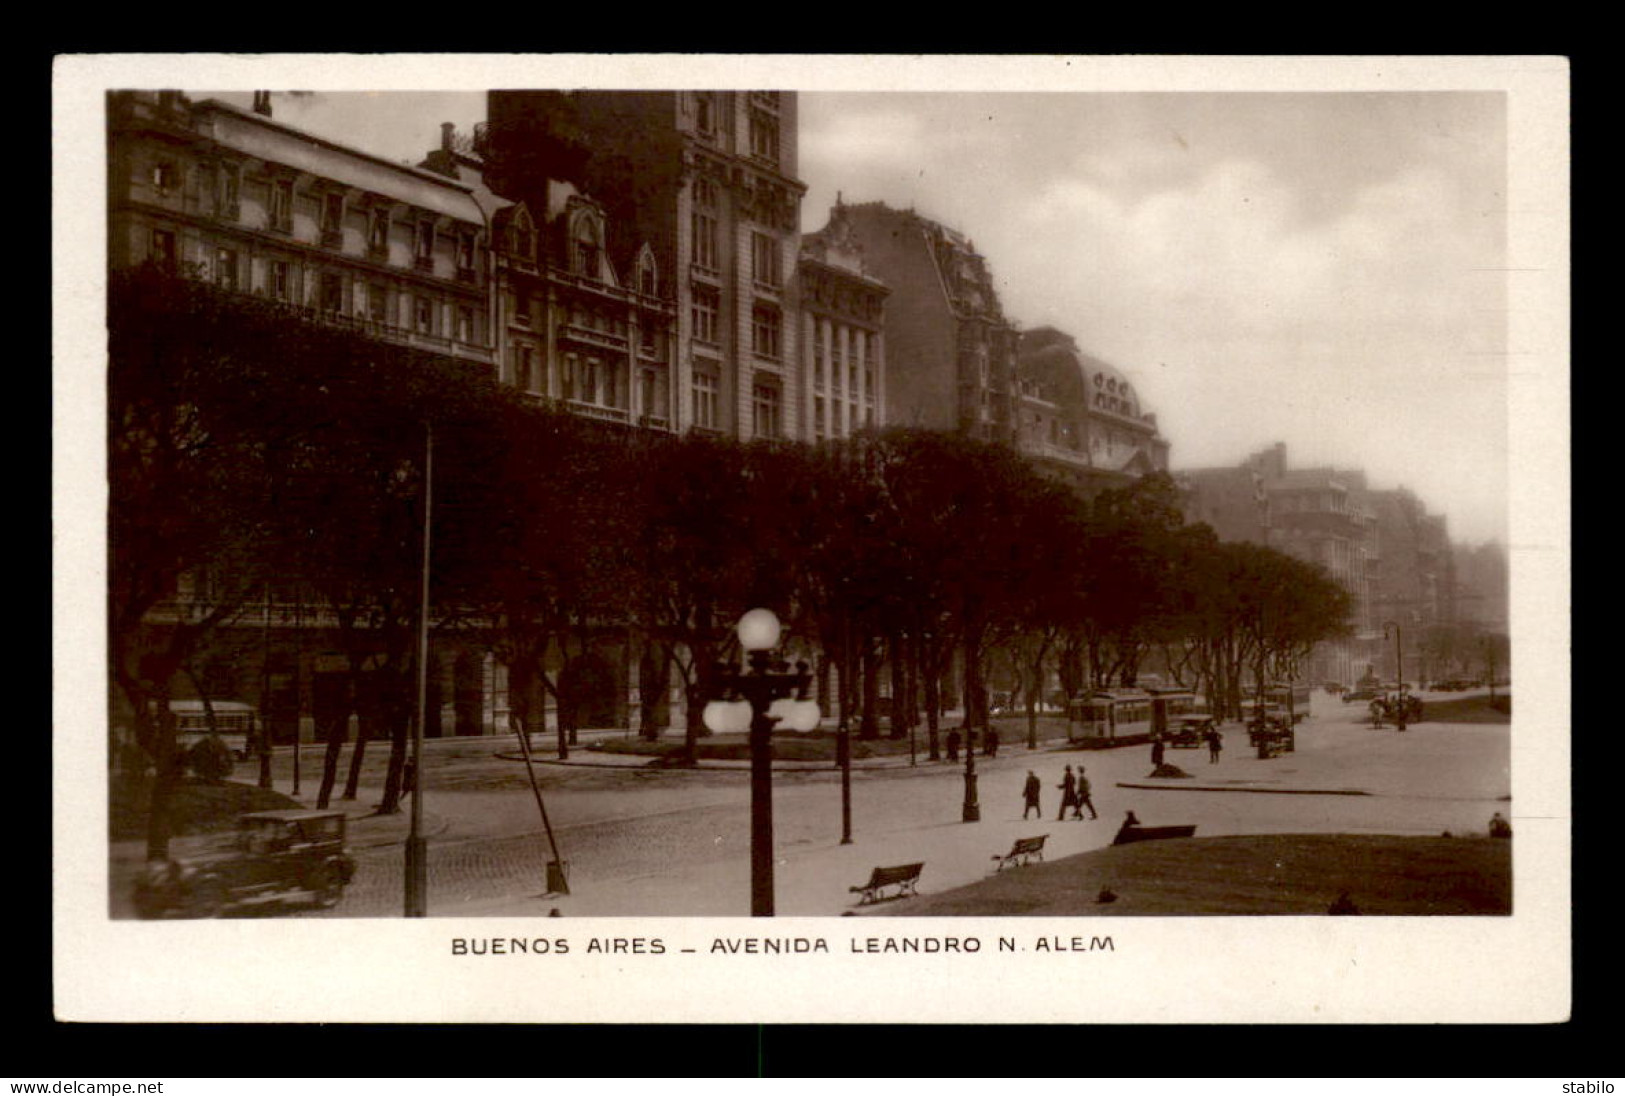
405 423 432 918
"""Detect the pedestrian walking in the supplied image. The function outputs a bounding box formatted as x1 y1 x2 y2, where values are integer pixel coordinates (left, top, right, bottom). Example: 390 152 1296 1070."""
1056 764 1077 821
1022 771 1042 819
946 728 961 762
985 727 1000 757
1075 766 1098 819
1151 736 1166 768
1207 728 1223 764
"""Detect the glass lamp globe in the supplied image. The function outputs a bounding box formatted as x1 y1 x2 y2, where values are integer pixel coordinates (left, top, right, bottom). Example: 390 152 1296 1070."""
785 699 822 733
702 699 732 734
736 608 782 652
767 697 797 725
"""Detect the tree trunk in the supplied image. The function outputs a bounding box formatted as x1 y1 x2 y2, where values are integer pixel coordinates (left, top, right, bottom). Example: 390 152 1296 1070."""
143 701 182 862
887 633 906 740
858 638 880 740
638 640 667 741
923 658 942 761
341 708 371 801
315 673 351 810
375 695 412 815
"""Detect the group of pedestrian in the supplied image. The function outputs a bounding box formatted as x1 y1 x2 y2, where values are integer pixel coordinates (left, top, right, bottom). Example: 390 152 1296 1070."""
1021 764 1098 820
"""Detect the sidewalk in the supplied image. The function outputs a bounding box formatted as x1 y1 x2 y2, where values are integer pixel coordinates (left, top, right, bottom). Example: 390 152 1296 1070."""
439 716 1512 918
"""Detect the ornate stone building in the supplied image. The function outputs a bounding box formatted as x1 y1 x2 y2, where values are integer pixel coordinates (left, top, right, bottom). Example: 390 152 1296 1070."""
832 202 1019 444
108 91 504 745
1014 326 1170 497
798 204 889 442
484 91 808 442
419 122 679 432
109 91 496 376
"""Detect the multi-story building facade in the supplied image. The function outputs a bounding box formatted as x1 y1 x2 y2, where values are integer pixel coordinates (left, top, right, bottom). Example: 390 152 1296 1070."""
832 202 1019 444
109 91 506 745
419 122 679 433
1014 326 1170 497
485 91 808 442
798 204 888 442
1361 486 1457 682
109 92 496 377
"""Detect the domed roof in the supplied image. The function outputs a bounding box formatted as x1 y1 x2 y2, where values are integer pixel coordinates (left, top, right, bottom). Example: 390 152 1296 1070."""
1084 357 1141 419
1018 326 1145 420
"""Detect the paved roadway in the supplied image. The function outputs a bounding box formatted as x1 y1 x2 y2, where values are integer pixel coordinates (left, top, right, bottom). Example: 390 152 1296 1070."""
319 691 1511 918
110 690 1511 919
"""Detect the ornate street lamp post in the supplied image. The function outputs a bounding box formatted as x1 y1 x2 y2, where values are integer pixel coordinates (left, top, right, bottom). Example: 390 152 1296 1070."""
1383 620 1408 732
405 422 432 918
703 609 819 917
962 726 980 823
837 718 853 845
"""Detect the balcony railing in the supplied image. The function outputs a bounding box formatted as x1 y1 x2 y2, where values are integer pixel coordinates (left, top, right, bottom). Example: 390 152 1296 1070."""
566 400 631 424
560 323 628 352
299 306 494 364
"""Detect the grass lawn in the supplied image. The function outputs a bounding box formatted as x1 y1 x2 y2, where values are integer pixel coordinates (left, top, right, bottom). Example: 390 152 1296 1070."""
880 833 1511 916
1420 693 1512 724
110 776 304 840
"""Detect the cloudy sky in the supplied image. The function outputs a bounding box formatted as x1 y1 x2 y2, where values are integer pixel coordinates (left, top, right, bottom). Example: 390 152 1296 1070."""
204 84 1511 544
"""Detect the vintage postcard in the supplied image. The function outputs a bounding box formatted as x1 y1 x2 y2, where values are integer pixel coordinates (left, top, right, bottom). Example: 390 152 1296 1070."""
54 53 1570 1023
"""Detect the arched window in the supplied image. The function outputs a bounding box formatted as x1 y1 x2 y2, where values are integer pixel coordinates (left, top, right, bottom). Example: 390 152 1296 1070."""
636 247 658 296
507 207 536 262
573 214 602 277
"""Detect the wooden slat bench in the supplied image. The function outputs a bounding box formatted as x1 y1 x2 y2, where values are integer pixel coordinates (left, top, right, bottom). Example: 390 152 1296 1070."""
992 834 1049 871
849 862 924 905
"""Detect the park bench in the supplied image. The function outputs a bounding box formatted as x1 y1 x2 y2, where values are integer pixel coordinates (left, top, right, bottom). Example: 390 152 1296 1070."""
992 835 1049 871
1112 822 1197 847
849 862 925 905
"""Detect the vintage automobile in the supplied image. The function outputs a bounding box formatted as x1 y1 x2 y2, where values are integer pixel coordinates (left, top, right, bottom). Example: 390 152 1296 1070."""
133 809 357 919
1166 713 1216 748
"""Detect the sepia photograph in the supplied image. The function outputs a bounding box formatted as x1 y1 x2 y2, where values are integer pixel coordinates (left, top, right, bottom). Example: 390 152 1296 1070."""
54 54 1570 1024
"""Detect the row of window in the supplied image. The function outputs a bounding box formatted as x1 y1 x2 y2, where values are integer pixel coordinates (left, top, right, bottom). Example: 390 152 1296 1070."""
810 395 874 442
688 285 783 361
153 228 479 344
146 158 478 277
689 370 784 440
688 178 786 286
510 342 670 419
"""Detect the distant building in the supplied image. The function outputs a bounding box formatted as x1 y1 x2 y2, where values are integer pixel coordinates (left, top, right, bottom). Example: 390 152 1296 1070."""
1014 326 1170 496
831 201 1020 444
1179 443 1390 686
1454 540 1510 635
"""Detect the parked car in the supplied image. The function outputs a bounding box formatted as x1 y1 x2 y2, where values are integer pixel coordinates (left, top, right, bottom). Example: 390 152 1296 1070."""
133 809 357 919
1167 713 1215 748
1343 687 1380 704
